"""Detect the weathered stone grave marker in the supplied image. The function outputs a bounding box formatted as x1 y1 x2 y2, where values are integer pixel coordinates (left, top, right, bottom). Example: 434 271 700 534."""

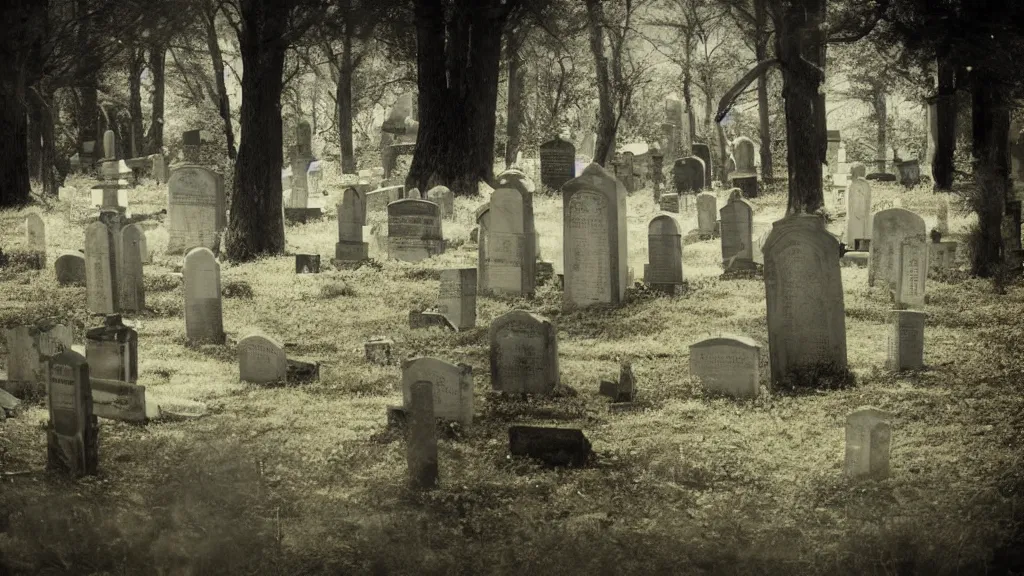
540 136 576 190
720 194 754 273
167 166 225 254
26 213 45 255
485 170 536 296
844 406 893 480
407 380 439 489
238 331 288 384
644 214 684 293
3 321 72 397
509 426 591 467
696 192 717 237
562 162 628 308
689 335 761 398
183 247 225 344
886 310 926 371
85 314 138 382
387 199 445 262
334 187 369 264
46 350 99 478
85 221 118 314
402 357 473 426
846 179 872 250
438 268 476 331
119 224 146 312
673 156 705 194
426 185 454 218
490 311 559 394
895 235 928 308
55 252 87 286
691 143 713 185
366 185 404 213
869 208 926 289
476 203 491 294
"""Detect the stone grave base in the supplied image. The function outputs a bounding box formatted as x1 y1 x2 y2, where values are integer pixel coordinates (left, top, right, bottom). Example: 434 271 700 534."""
331 258 370 271
840 252 869 267
646 282 688 296
284 207 324 224
335 241 369 262
719 264 759 280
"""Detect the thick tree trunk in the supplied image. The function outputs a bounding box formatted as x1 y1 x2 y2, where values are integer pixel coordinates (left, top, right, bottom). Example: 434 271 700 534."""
223 0 287 261
754 0 772 182
28 91 42 179
35 89 58 196
969 71 1009 277
933 53 956 190
336 32 356 174
145 42 166 154
0 86 32 207
585 0 616 166
779 0 826 214
128 47 145 158
504 24 527 169
205 8 237 160
78 84 99 149
874 88 887 173
682 62 695 153
406 0 512 196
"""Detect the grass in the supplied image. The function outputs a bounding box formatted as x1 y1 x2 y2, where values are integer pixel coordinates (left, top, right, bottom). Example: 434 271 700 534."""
1 170 1023 575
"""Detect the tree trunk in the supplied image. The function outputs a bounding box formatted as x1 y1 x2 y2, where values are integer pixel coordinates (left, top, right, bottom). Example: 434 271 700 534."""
969 71 1009 277
933 52 956 190
336 31 356 174
128 47 145 158
778 0 826 214
873 88 887 173
0 84 32 207
35 89 58 196
682 50 695 153
205 7 237 160
223 0 288 261
504 24 527 169
585 0 616 166
145 42 166 154
28 90 43 179
406 0 512 196
754 0 772 182
78 84 99 148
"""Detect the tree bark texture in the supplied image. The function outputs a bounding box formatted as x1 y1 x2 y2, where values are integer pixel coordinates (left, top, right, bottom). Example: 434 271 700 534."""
585 0 616 167
336 31 356 174
223 0 288 261
406 0 514 196
873 88 887 172
128 47 145 158
969 71 1010 277
28 90 42 180
933 52 956 190
205 7 237 160
504 24 528 169
145 42 166 154
34 89 58 196
754 0 772 182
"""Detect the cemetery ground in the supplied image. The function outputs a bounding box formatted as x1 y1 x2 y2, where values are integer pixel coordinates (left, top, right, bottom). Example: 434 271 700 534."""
1 176 1023 575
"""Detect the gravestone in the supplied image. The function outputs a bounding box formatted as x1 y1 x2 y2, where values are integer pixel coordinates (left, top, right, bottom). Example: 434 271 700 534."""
696 192 717 236
119 224 146 312
485 170 536 296
733 137 756 175
644 214 684 292
489 311 559 394
426 186 454 218
85 314 138 383
366 185 405 213
288 122 315 209
46 350 99 478
691 143 713 184
89 378 148 422
182 129 202 163
55 252 87 286
387 199 445 262
763 214 847 385
151 153 168 183
167 166 225 254
476 203 491 295
895 235 928 309
826 131 841 173
540 137 576 190
689 335 761 398
844 406 893 480
3 321 73 396
401 357 473 425
85 221 118 314
929 241 957 272
650 146 665 199
26 213 45 254
673 157 705 194
897 160 921 188
335 187 369 263
850 162 867 179
936 197 949 235
562 163 628 308
295 254 320 274
886 310 926 371
183 247 225 344
137 229 150 264
238 331 288 384
438 268 476 331
846 180 872 250
407 381 439 489
720 195 755 272
869 208 927 288
659 193 680 213
406 187 421 200
508 426 591 467
580 132 596 159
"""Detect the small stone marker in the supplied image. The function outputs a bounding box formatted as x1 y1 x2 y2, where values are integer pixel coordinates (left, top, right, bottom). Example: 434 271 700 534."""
929 241 957 272
3 321 73 396
295 254 321 274
696 192 717 237
407 381 439 489
485 170 537 296
335 188 369 263
691 143 713 184
402 358 473 425
406 187 421 200
846 179 872 250
26 213 45 255
659 193 680 213
869 208 927 289
85 221 118 314
119 224 146 312
85 314 138 383
508 426 591 467
895 235 928 308
562 162 628 308
89 378 147 422
719 195 755 273
46 350 99 478
489 311 559 394
644 214 684 292
183 247 226 344
364 338 394 365
438 268 476 330
844 407 893 480
886 310 926 371
689 335 761 398
55 252 87 286
409 311 455 331
673 156 705 194
426 186 454 218
366 185 404 213
387 199 445 262
167 166 226 254
539 136 576 190
763 214 847 386
238 331 288 384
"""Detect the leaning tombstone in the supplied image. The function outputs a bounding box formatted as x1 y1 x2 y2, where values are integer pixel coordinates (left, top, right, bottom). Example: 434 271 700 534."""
844 407 893 480
689 335 761 398
387 199 445 262
46 350 99 478
869 208 926 289
85 314 138 383
762 214 848 386
407 380 439 489
886 310 926 371
895 234 928 309
183 247 226 344
695 192 717 237
644 214 684 294
426 186 454 218
55 252 87 286
561 162 628 308
119 224 146 312
485 170 536 296
719 194 755 275
85 221 118 314
489 311 559 395
438 268 476 330
402 357 473 426
238 331 288 384
539 136 576 190
166 166 226 254
3 321 73 397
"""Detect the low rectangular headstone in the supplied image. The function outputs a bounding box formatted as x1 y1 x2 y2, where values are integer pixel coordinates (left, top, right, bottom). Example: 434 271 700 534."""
89 378 148 422
508 426 591 467
407 381 439 489
402 358 473 425
238 332 288 384
844 407 893 480
438 269 476 330
886 310 925 371
46 351 99 478
689 335 761 398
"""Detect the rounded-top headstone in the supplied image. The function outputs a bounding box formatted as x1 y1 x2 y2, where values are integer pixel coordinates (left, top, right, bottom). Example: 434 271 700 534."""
648 213 681 236
237 330 288 384
850 162 867 179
